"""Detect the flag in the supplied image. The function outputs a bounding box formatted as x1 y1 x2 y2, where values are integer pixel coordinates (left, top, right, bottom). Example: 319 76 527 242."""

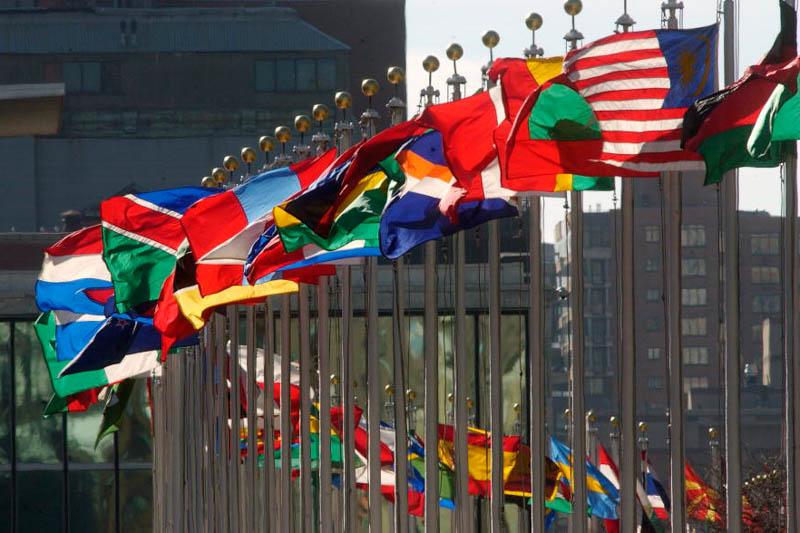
505 25 719 184
95 378 136 448
43 387 102 415
548 436 620 520
597 444 620 533
181 149 336 296
642 457 670 532
684 461 724 527
683 2 798 184
379 129 518 259
101 187 219 313
244 222 379 285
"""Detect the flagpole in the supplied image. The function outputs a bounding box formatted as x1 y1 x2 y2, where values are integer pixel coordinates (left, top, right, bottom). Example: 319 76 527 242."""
228 305 241 532
422 50 447 532
333 92 356 533
387 67 411 532
564 3 588 532
245 304 258 532
658 3 688 532
784 3 800 531
357 77 385 533
279 294 293 532
263 298 277 533
720 1 743 530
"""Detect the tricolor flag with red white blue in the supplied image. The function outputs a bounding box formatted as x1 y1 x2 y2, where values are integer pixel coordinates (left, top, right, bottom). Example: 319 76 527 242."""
180 149 336 296
101 186 220 313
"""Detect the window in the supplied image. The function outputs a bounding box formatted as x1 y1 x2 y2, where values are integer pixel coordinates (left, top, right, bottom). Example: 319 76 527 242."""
255 58 338 92
646 289 660 302
751 234 779 255
683 346 709 365
682 288 707 307
645 225 660 243
752 295 781 314
682 258 706 277
647 347 661 360
646 318 660 332
588 229 609 247
63 62 101 93
588 259 606 285
683 376 710 394
588 377 605 395
647 376 664 389
681 225 706 247
751 266 779 284
682 317 707 336
645 258 659 272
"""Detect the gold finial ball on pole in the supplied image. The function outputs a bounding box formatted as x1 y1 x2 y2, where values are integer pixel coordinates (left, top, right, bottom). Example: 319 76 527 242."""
387 66 405 85
447 393 454 403
422 55 440 73
563 408 571 419
466 397 474 410
334 91 352 110
482 30 500 49
609 416 619 428
638 421 648 433
259 135 275 153
526 12 543 31
564 0 583 16
361 78 380 97
385 384 395 396
201 176 216 188
406 389 417 402
708 427 719 440
586 410 597 423
274 125 292 144
312 104 330 123
240 147 257 164
512 402 521 414
211 166 227 185
223 155 239 172
446 43 463 61
330 374 340 386
294 114 312 134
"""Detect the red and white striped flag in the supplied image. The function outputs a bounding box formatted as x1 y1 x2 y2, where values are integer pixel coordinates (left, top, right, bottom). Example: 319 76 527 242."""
563 25 718 175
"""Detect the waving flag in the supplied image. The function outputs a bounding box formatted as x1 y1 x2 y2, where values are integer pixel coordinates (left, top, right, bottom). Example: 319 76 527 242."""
548 437 620 520
643 457 670 531
181 149 336 296
685 461 724 527
505 25 719 183
683 3 798 184
101 186 219 313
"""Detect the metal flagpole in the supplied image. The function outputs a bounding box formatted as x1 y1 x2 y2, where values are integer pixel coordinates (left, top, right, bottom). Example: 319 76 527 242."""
263 298 277 533
564 2 587 531
784 2 800 532
280 294 293 532
298 283 314 531
334 92 356 532
423 50 447 532
228 305 241 533
719 0 742 530
387 66 410 531
246 305 258 532
310 102 334 533
358 77 384 532
660 3 688 531
522 14 546 533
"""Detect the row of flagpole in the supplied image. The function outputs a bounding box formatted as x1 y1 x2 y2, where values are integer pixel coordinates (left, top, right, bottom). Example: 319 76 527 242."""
144 0 800 531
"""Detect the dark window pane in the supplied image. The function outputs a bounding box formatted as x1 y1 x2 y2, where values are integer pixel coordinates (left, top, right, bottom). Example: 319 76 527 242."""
120 469 152 533
69 469 113 533
117 380 152 463
0 322 9 464
82 62 101 92
317 58 337 91
17 470 64 531
63 62 82 92
0 471 9 527
14 322 62 464
275 59 295 91
296 58 316 91
68 409 113 463
254 59 275 92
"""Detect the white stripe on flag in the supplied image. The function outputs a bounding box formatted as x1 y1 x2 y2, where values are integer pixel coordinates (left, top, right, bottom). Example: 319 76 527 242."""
591 99 665 111
598 118 684 132
124 194 183 219
581 77 671 98
103 349 161 384
564 37 661 68
568 57 667 82
39 254 111 283
596 159 706 172
602 140 683 155
53 310 104 325
102 221 179 256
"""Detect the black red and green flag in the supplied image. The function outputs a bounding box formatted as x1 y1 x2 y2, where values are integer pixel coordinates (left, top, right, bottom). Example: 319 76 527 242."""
682 1 800 184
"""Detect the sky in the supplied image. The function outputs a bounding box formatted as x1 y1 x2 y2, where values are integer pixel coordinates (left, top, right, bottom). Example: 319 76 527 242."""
405 0 789 241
